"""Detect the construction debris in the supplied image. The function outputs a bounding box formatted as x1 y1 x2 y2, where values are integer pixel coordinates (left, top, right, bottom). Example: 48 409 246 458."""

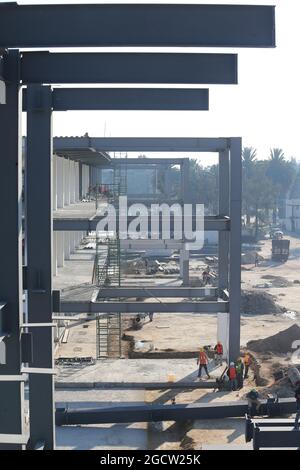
241 290 284 315
246 324 300 354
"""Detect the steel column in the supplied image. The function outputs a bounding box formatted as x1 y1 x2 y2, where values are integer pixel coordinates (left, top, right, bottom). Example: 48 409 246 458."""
0 50 24 449
228 138 242 362
26 85 55 449
218 150 230 291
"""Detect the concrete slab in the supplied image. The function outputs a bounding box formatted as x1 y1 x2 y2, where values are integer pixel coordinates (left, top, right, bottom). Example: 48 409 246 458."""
55 358 222 387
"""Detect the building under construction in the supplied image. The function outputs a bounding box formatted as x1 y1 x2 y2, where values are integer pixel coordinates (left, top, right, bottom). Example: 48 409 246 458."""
2 2 297 454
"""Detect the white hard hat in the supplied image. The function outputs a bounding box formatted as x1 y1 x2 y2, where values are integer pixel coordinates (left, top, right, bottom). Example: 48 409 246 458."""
230 362 235 366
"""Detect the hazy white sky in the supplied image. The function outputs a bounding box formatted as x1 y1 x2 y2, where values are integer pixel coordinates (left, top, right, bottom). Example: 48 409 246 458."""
6 0 300 162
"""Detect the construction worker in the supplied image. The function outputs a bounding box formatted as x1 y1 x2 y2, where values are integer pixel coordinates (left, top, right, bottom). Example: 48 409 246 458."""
197 347 210 379
214 341 223 365
227 362 237 391
246 389 262 417
149 312 154 322
244 353 251 379
236 358 244 389
294 384 300 430
202 266 211 286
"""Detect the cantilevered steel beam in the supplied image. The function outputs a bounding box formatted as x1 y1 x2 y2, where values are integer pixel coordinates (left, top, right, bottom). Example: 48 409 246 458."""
23 88 209 111
21 52 238 85
59 300 229 314
0 4 275 48
53 137 228 153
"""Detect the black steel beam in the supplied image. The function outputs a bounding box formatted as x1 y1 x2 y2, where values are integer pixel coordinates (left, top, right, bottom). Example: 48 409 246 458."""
23 88 209 111
98 287 216 299
245 416 296 443
55 398 296 426
26 85 55 449
53 137 228 153
253 426 300 450
53 215 230 232
59 300 229 314
0 49 24 449
0 4 275 48
21 52 237 85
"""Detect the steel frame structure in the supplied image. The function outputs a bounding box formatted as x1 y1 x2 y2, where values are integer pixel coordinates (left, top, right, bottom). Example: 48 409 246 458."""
0 2 275 451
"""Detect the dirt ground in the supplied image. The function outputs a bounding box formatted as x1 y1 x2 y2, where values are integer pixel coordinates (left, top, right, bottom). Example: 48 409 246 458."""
55 234 300 448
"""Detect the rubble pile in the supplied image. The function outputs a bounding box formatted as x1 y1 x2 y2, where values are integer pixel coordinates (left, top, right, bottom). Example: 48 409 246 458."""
241 290 284 315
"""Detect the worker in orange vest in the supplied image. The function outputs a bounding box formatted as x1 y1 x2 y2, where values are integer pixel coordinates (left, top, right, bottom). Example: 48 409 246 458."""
244 353 251 379
227 362 237 391
214 341 223 365
197 347 210 379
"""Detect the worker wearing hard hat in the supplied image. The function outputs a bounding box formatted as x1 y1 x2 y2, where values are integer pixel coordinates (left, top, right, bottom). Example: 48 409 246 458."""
227 362 237 391
197 347 210 379
214 341 224 366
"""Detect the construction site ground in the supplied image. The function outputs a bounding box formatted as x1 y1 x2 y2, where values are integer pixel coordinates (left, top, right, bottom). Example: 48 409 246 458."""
53 233 300 449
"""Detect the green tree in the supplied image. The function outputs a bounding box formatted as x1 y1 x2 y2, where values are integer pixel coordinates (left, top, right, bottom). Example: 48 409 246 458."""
242 147 257 224
267 148 294 223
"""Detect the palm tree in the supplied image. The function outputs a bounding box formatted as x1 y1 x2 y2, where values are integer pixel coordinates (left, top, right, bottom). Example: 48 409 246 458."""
268 148 286 223
269 148 285 162
242 147 257 224
242 146 257 164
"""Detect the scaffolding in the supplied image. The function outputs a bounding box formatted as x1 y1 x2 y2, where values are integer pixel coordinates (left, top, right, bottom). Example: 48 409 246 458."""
94 163 127 358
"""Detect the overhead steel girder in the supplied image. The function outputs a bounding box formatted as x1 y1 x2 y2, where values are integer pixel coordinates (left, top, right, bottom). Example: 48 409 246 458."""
97 287 217 298
0 4 275 48
59 300 229 314
21 52 237 85
23 88 209 111
53 216 230 232
55 398 295 426
53 137 229 153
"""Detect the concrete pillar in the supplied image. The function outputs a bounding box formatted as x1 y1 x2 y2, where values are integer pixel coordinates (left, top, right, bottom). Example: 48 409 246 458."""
53 231 57 276
79 162 83 200
75 162 80 202
52 154 57 211
64 231 71 260
57 156 64 208
70 160 76 204
57 232 64 268
180 244 189 286
64 158 70 206
70 231 76 253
